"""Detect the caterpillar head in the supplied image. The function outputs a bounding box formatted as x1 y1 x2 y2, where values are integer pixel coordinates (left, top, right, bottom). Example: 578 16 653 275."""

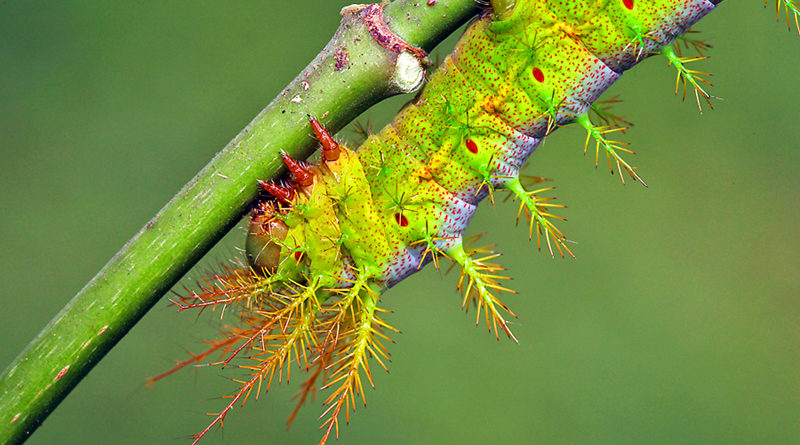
246 203 289 273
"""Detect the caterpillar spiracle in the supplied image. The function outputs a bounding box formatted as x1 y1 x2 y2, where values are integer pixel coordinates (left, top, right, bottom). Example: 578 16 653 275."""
130 0 798 444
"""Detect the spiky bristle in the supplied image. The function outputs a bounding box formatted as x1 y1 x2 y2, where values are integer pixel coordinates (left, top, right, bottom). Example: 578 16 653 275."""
662 45 714 112
577 114 646 187
766 0 800 35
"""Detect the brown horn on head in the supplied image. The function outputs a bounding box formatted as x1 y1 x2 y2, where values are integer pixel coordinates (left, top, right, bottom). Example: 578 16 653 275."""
280 151 314 187
258 180 295 202
308 114 340 161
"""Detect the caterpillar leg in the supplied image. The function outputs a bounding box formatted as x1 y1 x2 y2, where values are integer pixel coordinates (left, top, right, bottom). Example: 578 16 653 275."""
446 241 518 343
504 177 574 258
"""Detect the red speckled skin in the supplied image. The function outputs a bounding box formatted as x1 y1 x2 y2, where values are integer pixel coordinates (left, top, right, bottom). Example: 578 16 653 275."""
339 0 719 286
249 0 721 290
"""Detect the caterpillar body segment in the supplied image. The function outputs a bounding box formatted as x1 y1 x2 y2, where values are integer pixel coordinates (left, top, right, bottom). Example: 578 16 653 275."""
164 1 739 443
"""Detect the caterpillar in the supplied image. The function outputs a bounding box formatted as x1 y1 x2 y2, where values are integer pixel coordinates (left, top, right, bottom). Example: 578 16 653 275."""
134 0 800 444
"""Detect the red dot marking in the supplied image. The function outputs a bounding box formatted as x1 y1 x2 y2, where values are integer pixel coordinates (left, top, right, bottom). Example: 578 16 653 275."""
395 213 409 227
532 67 545 82
623 0 634 9
466 139 478 153
294 252 302 261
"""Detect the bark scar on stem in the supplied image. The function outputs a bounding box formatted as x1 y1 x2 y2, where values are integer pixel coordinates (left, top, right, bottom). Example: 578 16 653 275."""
343 3 429 93
345 3 429 62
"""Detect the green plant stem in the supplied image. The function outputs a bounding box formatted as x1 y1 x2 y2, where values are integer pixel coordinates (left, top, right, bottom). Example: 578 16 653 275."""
0 1 480 443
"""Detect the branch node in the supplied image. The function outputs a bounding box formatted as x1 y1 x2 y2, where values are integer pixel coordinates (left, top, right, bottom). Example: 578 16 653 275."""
346 3 428 93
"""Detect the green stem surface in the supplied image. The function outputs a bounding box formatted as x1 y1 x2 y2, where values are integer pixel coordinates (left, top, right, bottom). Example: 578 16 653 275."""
0 1 479 443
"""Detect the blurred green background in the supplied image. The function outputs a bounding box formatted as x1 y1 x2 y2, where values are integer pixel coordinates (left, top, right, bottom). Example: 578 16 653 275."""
1 1 798 444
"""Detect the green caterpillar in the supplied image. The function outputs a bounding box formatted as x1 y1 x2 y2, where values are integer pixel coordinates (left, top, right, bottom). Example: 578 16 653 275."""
151 0 798 443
